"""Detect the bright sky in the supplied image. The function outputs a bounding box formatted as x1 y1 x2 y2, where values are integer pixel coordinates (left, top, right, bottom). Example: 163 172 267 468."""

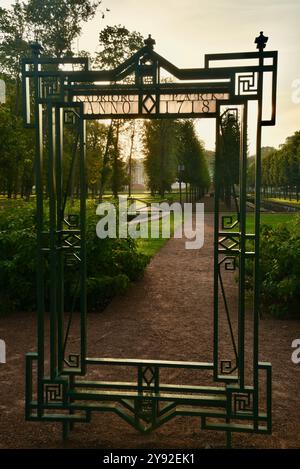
3 0 300 154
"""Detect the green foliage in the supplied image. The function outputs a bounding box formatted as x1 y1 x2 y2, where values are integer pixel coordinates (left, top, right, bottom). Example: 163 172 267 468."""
86 121 107 195
0 2 30 78
245 216 300 318
0 202 149 314
25 0 102 57
95 25 144 199
177 120 210 192
0 0 102 67
143 119 210 197
248 133 300 200
143 119 179 196
0 94 34 198
95 25 143 69
219 112 240 208
0 0 107 200
0 202 37 312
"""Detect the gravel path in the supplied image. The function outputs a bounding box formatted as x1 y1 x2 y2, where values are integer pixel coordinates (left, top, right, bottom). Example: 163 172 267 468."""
0 213 299 448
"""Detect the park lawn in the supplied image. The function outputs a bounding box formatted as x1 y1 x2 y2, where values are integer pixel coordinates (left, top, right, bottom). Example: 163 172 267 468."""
137 213 297 258
2 198 296 258
137 236 169 257
103 192 182 205
136 213 177 257
264 197 300 208
246 212 297 232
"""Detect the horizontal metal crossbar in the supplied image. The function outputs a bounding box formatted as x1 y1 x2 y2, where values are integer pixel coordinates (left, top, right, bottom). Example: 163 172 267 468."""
68 389 227 406
85 357 214 369
74 380 226 394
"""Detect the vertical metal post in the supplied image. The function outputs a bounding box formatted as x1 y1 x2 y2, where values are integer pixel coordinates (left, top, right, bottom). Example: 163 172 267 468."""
48 104 58 380
32 44 45 417
55 106 64 374
213 105 221 381
253 49 264 430
238 103 248 389
79 111 87 374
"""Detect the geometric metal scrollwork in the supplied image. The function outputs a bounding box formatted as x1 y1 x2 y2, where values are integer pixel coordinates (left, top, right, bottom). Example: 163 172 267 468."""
41 76 61 98
142 366 156 387
143 75 155 85
62 228 81 266
232 391 253 416
64 109 79 125
218 234 240 252
220 359 238 375
224 257 236 271
62 232 81 249
64 353 80 368
135 396 154 424
64 253 81 267
235 72 258 96
222 215 239 230
135 396 154 423
219 256 237 271
66 214 80 228
142 95 156 114
45 383 64 404
135 366 158 424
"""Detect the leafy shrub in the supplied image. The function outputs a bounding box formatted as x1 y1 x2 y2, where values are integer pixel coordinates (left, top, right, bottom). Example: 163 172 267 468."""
245 216 300 318
0 201 149 314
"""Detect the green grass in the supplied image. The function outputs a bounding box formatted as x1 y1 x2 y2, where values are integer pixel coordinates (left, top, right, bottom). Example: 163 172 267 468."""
246 212 297 232
2 198 295 258
136 214 177 257
137 213 296 258
217 212 297 234
137 236 170 257
103 191 182 205
264 197 300 208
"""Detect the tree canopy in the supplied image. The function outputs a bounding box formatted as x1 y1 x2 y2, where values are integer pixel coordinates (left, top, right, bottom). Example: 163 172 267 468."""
143 119 210 197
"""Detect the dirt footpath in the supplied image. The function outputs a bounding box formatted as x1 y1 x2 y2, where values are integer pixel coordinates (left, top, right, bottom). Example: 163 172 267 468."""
0 213 299 448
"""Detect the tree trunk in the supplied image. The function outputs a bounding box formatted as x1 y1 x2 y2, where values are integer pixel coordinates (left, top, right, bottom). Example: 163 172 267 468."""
99 120 114 202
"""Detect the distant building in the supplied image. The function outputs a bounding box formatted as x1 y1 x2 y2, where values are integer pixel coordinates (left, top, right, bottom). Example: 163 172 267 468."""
131 159 147 191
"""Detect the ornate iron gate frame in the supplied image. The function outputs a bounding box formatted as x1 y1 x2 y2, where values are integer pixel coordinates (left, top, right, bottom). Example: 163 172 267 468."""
22 33 277 447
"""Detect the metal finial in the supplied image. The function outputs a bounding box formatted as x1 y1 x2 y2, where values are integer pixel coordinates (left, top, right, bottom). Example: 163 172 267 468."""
144 34 156 50
255 31 268 52
29 42 44 57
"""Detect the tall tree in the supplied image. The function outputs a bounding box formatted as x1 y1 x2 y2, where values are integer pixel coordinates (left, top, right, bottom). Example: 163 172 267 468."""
95 25 143 69
0 2 28 74
25 0 103 57
0 1 30 113
0 84 34 198
111 122 128 197
219 112 241 209
143 119 179 197
86 121 107 197
0 0 107 199
95 25 143 199
177 120 210 200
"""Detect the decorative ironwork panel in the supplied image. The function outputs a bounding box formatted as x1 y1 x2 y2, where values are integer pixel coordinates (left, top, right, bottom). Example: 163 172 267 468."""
22 32 277 447
235 72 258 96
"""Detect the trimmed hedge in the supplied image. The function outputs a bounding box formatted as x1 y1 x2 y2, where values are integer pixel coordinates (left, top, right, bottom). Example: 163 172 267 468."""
245 216 300 318
0 201 149 314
